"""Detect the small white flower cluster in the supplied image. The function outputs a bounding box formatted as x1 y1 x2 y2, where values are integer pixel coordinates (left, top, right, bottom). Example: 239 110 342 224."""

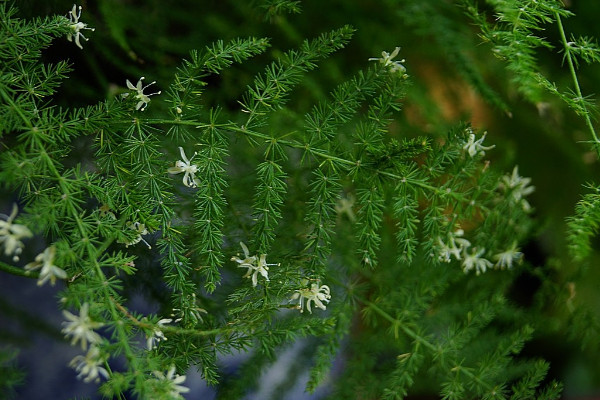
69 346 109 383
1 205 68 285
369 47 407 75
62 303 104 350
98 204 117 220
493 242 523 269
152 366 190 399
168 147 201 188
437 228 523 274
463 128 495 157
123 221 152 249
24 246 67 286
63 303 109 383
146 317 173 350
499 166 535 212
335 195 356 221
436 228 471 263
461 247 493 275
290 280 331 313
97 206 151 249
67 4 95 49
122 77 161 111
0 204 32 262
231 242 278 287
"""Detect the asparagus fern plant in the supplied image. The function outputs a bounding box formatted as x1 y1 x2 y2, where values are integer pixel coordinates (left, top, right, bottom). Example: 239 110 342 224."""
1 0 599 399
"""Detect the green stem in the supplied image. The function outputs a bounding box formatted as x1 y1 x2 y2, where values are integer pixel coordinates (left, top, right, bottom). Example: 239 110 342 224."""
357 296 438 352
555 13 600 156
113 297 231 337
0 260 38 279
0 85 32 129
450 365 495 392
38 149 138 364
1 85 139 389
151 119 480 207
357 290 496 393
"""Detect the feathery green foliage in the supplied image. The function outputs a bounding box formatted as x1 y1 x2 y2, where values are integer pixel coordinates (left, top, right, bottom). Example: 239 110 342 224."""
1 1 600 399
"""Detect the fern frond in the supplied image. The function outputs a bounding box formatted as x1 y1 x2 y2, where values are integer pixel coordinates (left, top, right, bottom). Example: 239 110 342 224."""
566 184 600 260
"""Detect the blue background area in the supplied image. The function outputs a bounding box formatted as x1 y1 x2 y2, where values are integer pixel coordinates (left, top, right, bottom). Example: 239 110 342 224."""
0 272 331 399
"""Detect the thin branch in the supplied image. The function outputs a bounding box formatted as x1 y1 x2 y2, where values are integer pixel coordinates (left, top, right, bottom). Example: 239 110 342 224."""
555 13 600 156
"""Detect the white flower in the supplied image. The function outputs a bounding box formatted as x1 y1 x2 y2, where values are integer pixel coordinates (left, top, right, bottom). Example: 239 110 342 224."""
24 246 67 286
335 195 356 221
500 166 535 211
291 281 331 313
0 204 33 262
437 237 459 263
167 147 200 188
494 243 523 269
122 221 151 249
123 77 161 111
369 47 407 74
69 346 109 383
462 247 493 275
98 204 116 220
252 254 278 286
146 318 173 350
231 242 277 287
62 303 104 350
463 130 495 157
152 366 190 399
67 4 95 49
437 229 471 263
230 241 256 267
